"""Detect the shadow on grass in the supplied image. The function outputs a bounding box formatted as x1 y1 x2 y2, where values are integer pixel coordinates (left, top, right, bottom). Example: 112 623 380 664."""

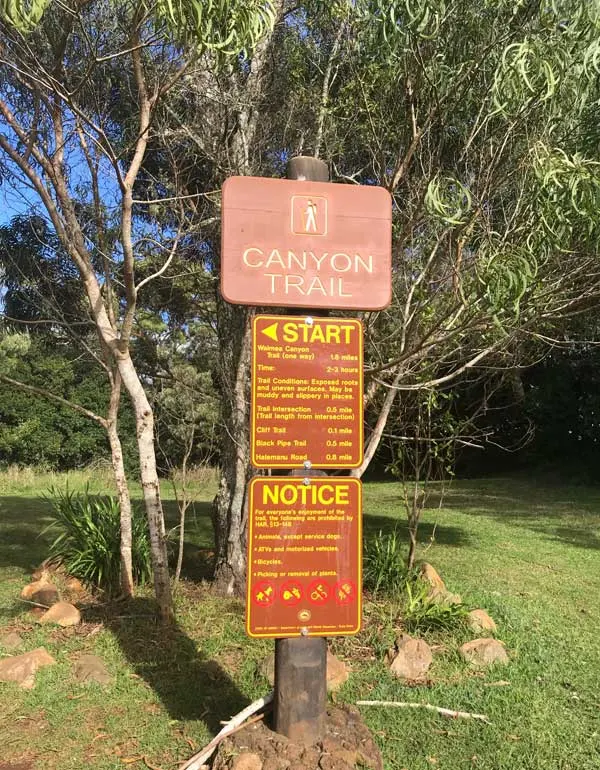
424 480 600 552
93 597 249 734
0 601 30 623
0 496 53 573
0 495 216 579
161 499 215 583
363 504 471 549
362 477 600 552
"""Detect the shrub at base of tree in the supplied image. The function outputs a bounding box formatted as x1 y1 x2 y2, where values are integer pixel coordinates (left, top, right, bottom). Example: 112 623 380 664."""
44 485 152 595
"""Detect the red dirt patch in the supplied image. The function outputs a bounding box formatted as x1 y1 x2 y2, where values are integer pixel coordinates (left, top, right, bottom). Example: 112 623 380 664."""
212 706 383 770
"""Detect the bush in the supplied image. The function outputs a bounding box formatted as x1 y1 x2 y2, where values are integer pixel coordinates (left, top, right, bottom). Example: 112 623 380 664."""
363 530 414 597
44 485 152 594
401 580 468 633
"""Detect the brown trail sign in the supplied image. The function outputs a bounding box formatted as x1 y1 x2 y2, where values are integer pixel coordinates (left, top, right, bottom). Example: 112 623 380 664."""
246 477 362 639
220 155 391 745
221 176 392 310
251 314 363 468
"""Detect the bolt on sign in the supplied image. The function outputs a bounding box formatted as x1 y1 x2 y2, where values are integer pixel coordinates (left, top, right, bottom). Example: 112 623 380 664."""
246 477 362 639
221 176 392 310
251 314 363 469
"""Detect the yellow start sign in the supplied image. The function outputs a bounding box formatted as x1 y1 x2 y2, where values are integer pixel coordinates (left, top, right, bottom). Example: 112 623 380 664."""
251 314 363 469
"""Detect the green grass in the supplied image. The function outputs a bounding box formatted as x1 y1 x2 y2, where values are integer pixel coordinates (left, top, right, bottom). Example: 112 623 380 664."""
1 470 600 769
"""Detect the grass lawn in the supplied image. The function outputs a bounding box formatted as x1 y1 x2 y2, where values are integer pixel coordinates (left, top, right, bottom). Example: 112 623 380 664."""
0 469 599 769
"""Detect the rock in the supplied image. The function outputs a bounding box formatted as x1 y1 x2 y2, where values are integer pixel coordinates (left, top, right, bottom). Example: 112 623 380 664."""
419 564 463 606
22 582 38 599
39 601 81 627
428 589 462 605
73 654 112 685
20 579 59 607
326 650 349 692
460 638 508 667
31 561 58 581
231 753 263 770
389 634 432 681
259 650 349 692
32 585 60 607
0 647 55 689
65 577 85 594
467 609 497 634
0 631 23 650
262 759 289 770
420 563 446 593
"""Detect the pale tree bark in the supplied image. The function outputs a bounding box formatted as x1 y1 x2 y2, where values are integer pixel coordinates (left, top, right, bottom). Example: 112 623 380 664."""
115 349 172 619
172 426 195 585
106 370 134 597
351 368 403 479
77 116 134 598
0 10 175 621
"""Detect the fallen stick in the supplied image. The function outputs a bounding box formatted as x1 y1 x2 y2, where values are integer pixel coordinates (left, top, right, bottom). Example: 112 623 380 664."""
18 598 54 609
178 691 274 770
357 700 490 723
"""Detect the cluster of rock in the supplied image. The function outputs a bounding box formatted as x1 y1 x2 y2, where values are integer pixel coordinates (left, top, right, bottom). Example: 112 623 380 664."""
385 563 508 682
0 644 56 689
20 569 82 626
0 569 111 689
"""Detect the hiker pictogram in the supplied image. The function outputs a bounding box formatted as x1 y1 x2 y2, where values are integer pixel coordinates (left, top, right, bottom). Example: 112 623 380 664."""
291 194 328 236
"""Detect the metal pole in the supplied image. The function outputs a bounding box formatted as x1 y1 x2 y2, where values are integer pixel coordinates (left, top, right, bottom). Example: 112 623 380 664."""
273 155 330 744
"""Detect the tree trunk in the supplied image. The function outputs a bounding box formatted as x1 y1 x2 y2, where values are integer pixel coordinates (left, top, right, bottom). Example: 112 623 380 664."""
174 499 186 585
106 371 134 598
174 447 191 585
407 526 418 570
116 350 173 622
207 2 284 594
351 369 403 479
212 302 253 595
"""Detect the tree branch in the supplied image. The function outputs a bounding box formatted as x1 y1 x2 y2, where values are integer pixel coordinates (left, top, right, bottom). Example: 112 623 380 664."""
0 373 108 428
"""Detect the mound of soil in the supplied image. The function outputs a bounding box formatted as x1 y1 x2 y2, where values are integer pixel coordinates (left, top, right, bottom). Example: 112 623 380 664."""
212 706 383 770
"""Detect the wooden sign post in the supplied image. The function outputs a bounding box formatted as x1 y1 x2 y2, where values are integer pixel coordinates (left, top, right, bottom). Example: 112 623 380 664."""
275 158 332 744
220 155 392 745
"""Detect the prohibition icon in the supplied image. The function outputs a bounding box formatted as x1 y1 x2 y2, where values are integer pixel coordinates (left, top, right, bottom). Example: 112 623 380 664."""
307 579 331 604
252 580 275 607
280 581 303 606
334 579 356 605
